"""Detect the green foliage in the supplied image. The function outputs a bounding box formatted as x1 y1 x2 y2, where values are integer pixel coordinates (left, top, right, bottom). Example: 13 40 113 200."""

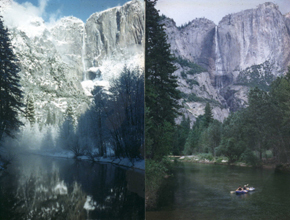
204 103 213 128
187 93 203 102
217 138 246 163
172 116 190 155
145 157 173 208
180 71 187 78
145 0 181 160
186 79 199 88
183 115 205 155
236 61 276 91
175 56 206 74
181 68 290 166
240 149 260 166
198 153 214 161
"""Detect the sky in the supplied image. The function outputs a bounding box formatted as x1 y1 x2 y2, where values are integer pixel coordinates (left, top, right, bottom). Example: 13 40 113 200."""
8 0 130 23
156 0 290 26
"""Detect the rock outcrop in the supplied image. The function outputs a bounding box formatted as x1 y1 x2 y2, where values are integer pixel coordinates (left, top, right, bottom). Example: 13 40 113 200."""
163 2 290 121
1 0 144 125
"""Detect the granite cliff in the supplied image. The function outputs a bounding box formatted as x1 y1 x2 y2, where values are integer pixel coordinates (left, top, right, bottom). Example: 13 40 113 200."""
162 2 290 122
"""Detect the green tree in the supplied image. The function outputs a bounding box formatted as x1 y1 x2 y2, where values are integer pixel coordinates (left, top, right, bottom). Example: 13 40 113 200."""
183 115 204 154
246 87 273 159
145 0 180 160
172 115 190 155
204 102 213 128
206 120 222 156
268 69 290 163
0 16 24 141
217 111 248 163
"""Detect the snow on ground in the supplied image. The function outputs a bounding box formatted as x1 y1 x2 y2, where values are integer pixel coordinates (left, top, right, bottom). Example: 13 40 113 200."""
31 150 145 170
83 196 96 211
81 80 110 96
54 181 68 195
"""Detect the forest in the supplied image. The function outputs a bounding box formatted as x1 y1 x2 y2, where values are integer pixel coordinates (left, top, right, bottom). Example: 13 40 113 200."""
59 67 144 161
0 13 144 168
173 70 290 166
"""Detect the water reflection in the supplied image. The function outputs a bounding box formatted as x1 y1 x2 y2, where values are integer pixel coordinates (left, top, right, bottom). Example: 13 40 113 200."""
147 163 290 220
0 154 144 219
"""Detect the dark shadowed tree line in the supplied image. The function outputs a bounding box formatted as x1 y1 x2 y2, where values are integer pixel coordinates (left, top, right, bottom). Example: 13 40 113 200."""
58 67 144 160
0 16 24 143
145 0 180 161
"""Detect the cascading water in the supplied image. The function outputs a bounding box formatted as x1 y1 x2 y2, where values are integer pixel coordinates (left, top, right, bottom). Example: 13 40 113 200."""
215 26 223 76
82 27 87 81
215 26 224 91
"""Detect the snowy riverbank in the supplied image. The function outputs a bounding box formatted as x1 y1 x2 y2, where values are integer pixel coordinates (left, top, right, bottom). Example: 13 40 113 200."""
29 150 145 171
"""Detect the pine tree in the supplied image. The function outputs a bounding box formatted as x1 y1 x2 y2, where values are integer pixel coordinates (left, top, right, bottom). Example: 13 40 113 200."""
145 0 181 160
25 96 35 125
65 104 74 124
0 16 24 140
204 102 213 128
46 108 55 125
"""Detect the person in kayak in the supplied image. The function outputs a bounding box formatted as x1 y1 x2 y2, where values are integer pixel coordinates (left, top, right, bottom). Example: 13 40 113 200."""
237 186 243 191
243 185 247 190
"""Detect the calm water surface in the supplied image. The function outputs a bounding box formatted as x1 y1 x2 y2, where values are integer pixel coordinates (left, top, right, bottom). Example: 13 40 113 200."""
0 154 144 219
147 162 290 220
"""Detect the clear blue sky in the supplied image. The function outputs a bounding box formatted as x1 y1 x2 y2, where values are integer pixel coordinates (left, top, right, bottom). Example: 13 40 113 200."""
14 0 130 22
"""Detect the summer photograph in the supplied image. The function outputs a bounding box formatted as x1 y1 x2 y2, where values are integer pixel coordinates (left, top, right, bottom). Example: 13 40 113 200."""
145 0 290 219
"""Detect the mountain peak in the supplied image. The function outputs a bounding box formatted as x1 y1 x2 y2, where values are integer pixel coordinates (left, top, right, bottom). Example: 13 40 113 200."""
257 2 279 10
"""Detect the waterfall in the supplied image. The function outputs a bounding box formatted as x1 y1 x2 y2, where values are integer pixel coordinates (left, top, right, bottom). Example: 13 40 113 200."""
215 26 223 76
82 28 87 81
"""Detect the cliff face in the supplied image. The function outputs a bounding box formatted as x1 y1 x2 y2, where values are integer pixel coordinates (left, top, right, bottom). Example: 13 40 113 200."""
1 0 144 125
217 2 290 76
163 17 216 71
163 2 290 122
85 0 144 69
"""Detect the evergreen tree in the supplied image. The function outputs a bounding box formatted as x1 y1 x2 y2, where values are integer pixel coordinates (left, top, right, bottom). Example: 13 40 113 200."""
25 96 35 125
0 16 24 141
145 0 181 160
65 104 74 124
46 108 55 125
205 120 222 156
172 115 190 155
204 102 213 128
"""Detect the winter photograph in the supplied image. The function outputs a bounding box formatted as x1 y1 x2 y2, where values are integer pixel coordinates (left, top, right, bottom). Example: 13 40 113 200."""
145 0 290 219
0 0 145 219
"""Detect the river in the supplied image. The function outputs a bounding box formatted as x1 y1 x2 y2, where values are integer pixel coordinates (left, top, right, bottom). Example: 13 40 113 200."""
147 162 290 220
0 154 144 219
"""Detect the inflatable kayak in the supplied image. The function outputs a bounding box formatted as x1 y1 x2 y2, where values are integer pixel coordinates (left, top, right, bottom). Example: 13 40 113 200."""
247 187 255 192
236 190 248 194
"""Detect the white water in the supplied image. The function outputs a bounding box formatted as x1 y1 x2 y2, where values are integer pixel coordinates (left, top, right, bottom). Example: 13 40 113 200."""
215 26 223 76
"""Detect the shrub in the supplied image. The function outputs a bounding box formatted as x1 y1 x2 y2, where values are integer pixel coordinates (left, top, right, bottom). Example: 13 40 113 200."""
198 153 214 161
240 149 260 166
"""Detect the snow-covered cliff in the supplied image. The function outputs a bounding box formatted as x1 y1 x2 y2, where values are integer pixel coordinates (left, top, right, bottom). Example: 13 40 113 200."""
0 0 144 125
